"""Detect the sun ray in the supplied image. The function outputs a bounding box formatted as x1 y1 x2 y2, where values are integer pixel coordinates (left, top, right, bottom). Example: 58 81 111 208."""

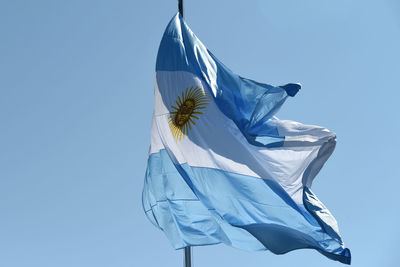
193 96 207 102
184 123 189 134
182 124 187 136
192 91 203 97
179 129 183 140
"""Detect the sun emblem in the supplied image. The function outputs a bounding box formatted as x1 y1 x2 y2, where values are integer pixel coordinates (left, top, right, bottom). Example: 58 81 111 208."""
168 86 210 141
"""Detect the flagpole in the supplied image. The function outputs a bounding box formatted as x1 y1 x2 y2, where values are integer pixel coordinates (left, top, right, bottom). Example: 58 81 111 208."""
178 0 191 265
178 0 183 17
184 246 192 267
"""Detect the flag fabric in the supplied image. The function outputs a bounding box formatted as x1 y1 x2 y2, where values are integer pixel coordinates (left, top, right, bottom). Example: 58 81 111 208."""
142 13 351 264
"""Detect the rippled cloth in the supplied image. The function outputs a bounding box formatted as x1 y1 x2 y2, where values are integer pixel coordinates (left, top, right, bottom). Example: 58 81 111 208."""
142 13 350 264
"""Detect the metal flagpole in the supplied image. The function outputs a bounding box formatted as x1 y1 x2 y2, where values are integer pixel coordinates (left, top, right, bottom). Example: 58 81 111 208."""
184 247 192 267
178 1 191 266
178 0 183 17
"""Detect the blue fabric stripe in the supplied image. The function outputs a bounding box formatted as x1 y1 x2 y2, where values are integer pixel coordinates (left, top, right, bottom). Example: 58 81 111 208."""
143 149 350 264
142 149 265 250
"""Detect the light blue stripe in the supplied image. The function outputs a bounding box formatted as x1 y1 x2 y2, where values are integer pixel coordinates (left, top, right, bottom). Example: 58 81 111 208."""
142 149 265 250
143 149 350 264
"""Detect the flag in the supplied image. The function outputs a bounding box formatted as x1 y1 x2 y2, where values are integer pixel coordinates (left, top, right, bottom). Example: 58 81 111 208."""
142 13 351 264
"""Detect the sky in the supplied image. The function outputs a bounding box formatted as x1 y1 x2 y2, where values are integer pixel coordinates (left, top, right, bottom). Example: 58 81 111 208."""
0 0 399 266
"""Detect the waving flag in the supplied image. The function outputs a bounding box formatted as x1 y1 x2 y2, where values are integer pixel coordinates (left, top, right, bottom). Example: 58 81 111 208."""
142 13 351 264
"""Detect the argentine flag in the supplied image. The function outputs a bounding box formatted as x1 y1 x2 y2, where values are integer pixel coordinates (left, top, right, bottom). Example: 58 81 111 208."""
142 13 351 264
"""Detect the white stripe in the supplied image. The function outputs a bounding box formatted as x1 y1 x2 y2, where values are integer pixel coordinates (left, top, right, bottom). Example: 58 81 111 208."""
151 71 332 204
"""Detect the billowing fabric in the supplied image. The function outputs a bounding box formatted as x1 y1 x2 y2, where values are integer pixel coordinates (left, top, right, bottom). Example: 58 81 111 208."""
142 13 351 264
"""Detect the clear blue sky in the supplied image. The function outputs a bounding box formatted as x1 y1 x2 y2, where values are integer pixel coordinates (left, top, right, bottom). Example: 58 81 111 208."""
1 0 399 266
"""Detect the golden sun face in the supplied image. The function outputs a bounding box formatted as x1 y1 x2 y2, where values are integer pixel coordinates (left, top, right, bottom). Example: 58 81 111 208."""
168 86 210 141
